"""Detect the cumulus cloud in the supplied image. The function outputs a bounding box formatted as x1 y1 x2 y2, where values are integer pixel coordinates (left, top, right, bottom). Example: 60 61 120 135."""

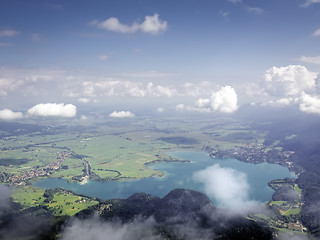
176 86 238 113
193 164 258 209
300 0 320 7
194 86 238 113
298 55 320 65
263 65 317 97
0 109 23 120
299 92 320 114
91 13 167 34
27 103 77 117
210 86 238 113
109 111 135 118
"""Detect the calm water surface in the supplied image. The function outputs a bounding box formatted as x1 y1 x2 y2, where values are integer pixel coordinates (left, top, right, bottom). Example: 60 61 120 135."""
34 151 295 204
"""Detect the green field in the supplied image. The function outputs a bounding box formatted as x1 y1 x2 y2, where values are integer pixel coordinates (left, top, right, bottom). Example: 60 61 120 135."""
0 116 259 184
12 185 98 216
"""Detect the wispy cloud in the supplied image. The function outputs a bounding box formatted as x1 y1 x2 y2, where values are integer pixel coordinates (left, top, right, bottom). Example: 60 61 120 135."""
300 0 320 7
31 33 42 41
229 0 241 4
98 55 109 61
313 28 320 36
298 55 320 65
91 13 167 35
219 10 229 18
0 42 12 47
246 6 263 15
0 29 20 37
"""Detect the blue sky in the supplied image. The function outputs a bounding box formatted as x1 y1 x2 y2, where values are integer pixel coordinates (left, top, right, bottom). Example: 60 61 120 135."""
1 0 320 119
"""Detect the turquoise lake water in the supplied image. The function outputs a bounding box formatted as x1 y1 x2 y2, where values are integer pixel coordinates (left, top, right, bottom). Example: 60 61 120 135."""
33 151 295 205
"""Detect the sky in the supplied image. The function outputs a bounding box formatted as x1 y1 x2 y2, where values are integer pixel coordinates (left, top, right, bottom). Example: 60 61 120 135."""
1 0 320 119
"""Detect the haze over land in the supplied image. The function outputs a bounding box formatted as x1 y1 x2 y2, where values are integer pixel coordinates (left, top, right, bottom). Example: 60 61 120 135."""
1 0 320 239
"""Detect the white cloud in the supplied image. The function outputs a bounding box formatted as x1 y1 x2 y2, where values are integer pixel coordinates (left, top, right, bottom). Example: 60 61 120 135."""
27 103 77 117
299 92 320 114
109 111 135 118
0 109 23 120
62 216 159 240
313 28 320 37
219 10 229 17
195 98 211 108
298 56 320 65
92 13 167 34
0 29 19 37
176 86 238 113
263 65 317 97
210 86 238 113
139 13 168 34
301 0 320 7
193 164 258 208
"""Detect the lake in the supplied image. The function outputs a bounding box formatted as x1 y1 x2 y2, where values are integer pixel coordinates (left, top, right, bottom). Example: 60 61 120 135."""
33 151 296 207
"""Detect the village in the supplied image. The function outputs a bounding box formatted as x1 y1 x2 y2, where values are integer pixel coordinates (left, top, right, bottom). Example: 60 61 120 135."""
1 151 70 186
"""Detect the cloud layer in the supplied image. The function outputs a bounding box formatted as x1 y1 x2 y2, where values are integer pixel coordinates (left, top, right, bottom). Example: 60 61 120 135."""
0 109 23 120
92 13 167 34
0 184 11 210
193 164 258 208
27 103 77 117
62 217 159 240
